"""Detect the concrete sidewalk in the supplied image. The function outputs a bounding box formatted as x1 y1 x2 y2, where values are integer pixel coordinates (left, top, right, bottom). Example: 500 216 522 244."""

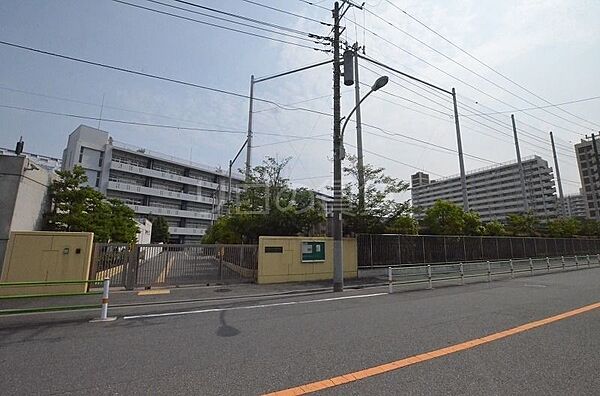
0 275 385 315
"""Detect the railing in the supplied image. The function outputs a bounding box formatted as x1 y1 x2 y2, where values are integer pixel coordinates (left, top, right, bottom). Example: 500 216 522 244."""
0 278 113 320
388 254 599 293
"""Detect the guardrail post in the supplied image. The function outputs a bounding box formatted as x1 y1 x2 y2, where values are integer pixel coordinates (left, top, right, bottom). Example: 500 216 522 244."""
510 259 514 279
427 265 432 290
487 261 491 282
561 256 565 271
586 254 591 267
91 278 116 322
459 263 464 285
388 267 393 294
546 257 550 272
529 258 534 275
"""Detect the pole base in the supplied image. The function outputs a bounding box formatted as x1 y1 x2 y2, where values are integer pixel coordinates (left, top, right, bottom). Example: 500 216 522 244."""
333 282 344 292
90 317 117 323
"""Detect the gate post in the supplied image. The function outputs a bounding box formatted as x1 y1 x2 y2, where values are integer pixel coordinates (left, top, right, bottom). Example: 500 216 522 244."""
124 244 139 291
218 244 224 280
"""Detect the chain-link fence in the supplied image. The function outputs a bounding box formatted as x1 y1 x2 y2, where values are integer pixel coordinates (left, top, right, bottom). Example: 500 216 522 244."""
358 234 600 268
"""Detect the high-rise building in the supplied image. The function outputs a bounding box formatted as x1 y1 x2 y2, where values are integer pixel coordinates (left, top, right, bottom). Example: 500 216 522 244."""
562 192 587 218
575 138 600 220
62 125 244 243
411 155 557 222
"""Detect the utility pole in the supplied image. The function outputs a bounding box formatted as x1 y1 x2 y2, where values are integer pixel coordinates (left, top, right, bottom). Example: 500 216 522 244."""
511 114 529 213
245 75 255 181
451 88 469 212
550 131 565 216
353 43 366 212
332 1 343 292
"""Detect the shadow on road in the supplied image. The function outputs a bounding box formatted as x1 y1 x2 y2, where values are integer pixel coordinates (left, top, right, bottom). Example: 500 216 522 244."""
216 310 240 337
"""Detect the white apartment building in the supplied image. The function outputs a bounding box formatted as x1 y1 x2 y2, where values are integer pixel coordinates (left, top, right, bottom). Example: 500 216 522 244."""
575 138 600 220
0 146 62 172
562 192 587 218
411 155 558 222
62 125 244 243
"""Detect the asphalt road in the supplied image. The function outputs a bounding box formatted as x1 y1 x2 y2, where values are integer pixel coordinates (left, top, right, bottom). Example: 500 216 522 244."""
2 267 600 395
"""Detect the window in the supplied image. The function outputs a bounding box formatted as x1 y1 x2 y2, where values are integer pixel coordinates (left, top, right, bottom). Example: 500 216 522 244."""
98 151 104 167
78 146 84 163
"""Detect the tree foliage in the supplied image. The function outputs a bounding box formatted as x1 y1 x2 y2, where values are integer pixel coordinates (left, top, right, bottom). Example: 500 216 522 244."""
202 157 325 244
342 155 410 234
483 220 506 236
150 216 170 243
45 166 137 243
506 212 540 237
422 200 466 235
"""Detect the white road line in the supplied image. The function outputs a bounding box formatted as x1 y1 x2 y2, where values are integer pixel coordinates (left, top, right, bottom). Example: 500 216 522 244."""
123 292 387 320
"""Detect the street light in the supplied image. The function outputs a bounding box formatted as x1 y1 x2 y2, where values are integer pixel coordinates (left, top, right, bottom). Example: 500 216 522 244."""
333 75 388 292
340 75 389 150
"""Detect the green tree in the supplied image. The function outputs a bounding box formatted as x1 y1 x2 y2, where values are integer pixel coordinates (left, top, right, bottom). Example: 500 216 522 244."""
463 211 484 236
483 220 506 236
387 215 419 234
342 155 410 234
506 212 539 236
45 165 137 242
422 200 465 235
578 219 600 237
202 156 325 243
547 217 581 237
150 216 170 243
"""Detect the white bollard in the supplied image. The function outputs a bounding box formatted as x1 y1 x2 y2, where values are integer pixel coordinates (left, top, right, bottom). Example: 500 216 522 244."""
510 259 514 279
427 265 432 290
459 263 464 285
388 267 393 294
529 257 534 275
546 257 550 272
487 261 491 282
561 256 565 271
91 277 117 322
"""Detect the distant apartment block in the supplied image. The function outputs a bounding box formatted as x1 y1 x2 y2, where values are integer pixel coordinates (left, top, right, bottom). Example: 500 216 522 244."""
411 156 557 222
575 138 600 220
62 125 244 243
562 192 587 218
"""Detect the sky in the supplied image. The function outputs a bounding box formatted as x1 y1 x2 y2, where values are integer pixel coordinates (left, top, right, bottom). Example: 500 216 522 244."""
1 0 599 200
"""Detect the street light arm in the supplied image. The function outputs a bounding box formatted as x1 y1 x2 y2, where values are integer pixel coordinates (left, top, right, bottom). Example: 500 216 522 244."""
341 88 374 140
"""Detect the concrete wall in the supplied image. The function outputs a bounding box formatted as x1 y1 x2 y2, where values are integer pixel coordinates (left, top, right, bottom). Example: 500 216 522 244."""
0 231 94 295
0 156 54 272
257 236 358 284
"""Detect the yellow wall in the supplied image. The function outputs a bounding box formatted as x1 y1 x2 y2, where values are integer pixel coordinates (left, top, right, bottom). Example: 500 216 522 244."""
0 231 94 295
258 236 358 284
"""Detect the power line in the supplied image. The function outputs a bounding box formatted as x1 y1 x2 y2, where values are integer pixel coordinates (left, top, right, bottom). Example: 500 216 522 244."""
381 0 600 130
238 0 331 26
361 6 597 132
113 0 323 50
352 23 588 136
467 95 600 116
0 102 324 140
0 39 332 118
145 0 315 37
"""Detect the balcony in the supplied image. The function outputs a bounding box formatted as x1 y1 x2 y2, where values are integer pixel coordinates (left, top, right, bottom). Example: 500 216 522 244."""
126 204 214 220
168 226 207 236
108 180 215 204
110 159 243 193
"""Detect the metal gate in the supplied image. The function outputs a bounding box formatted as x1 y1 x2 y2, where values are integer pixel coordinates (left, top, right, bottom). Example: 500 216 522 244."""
90 243 258 289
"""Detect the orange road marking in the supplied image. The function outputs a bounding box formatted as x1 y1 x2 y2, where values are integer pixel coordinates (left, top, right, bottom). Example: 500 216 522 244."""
264 301 600 395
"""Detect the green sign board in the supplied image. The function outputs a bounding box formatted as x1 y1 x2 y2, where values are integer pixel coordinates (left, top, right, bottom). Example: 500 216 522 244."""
301 241 325 262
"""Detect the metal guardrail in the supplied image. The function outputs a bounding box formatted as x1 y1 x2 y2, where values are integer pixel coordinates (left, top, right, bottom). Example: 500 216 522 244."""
388 254 600 294
0 278 114 320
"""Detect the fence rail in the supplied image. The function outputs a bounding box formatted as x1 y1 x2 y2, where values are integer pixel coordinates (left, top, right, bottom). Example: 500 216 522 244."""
90 243 258 289
359 234 600 268
388 254 599 293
